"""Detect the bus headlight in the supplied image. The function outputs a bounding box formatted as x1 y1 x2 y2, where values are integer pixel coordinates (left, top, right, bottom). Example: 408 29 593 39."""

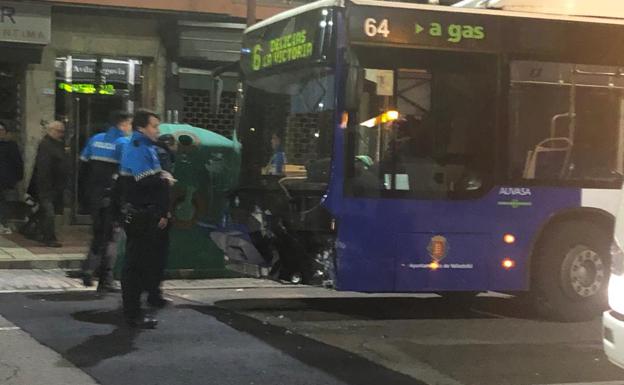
609 241 624 314
609 274 624 315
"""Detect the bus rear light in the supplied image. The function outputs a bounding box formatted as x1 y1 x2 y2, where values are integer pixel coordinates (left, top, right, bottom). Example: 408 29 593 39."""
502 258 516 270
340 112 349 129
503 234 516 244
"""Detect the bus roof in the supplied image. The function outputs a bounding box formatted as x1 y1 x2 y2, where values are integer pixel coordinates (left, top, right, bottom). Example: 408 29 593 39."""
245 0 344 34
480 0 624 20
351 0 624 26
243 0 624 66
245 0 624 36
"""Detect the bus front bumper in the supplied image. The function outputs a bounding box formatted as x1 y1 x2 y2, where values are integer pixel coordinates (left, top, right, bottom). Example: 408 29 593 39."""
603 309 624 370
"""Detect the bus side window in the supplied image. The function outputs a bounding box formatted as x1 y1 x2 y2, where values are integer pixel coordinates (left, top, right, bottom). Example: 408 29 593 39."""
510 61 623 184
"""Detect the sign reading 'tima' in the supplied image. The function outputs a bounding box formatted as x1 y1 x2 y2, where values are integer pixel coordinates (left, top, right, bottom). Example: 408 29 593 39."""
0 1 51 45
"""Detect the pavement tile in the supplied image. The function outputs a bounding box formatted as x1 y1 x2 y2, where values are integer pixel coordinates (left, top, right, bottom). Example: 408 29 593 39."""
0 270 89 292
4 247 35 256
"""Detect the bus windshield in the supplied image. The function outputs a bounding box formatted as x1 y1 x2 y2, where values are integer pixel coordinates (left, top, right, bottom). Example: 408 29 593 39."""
345 47 497 199
239 66 335 184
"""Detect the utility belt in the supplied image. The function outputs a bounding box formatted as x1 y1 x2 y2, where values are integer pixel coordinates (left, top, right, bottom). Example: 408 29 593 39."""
123 204 162 237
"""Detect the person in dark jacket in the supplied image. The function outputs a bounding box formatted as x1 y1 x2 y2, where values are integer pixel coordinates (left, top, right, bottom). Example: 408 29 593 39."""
119 110 175 328
80 111 133 292
28 121 68 248
149 134 176 305
0 122 23 234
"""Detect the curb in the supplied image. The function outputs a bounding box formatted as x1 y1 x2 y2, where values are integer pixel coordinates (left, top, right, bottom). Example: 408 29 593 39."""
0 259 84 269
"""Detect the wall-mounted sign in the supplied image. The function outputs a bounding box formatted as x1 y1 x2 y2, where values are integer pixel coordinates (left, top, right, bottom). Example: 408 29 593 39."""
58 82 116 95
0 1 51 45
54 57 143 84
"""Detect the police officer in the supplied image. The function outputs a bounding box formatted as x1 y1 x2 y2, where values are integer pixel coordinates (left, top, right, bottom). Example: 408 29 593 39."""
119 110 174 328
80 111 133 292
148 134 177 306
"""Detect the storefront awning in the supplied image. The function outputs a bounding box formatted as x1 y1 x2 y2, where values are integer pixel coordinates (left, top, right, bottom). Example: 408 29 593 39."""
0 44 44 64
177 21 245 63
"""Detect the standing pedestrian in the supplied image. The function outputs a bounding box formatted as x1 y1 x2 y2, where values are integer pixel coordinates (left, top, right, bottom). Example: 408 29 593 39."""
28 121 68 248
80 111 133 292
0 122 24 234
119 110 174 328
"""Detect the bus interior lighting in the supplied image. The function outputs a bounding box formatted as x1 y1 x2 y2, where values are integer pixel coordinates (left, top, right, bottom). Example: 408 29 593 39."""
359 110 400 128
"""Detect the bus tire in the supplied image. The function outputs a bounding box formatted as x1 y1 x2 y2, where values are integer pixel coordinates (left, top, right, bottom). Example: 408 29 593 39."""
532 221 610 322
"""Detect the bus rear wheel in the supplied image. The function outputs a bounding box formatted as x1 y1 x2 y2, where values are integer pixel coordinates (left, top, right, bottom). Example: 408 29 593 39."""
532 221 610 322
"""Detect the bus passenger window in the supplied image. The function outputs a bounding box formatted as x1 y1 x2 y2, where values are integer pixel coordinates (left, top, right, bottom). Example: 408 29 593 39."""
509 61 623 184
240 68 335 183
345 47 497 199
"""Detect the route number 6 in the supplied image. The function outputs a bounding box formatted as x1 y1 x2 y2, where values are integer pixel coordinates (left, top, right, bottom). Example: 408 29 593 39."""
364 18 390 38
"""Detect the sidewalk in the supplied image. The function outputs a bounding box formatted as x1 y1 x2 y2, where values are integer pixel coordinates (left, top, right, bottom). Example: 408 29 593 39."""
0 226 89 269
0 315 99 385
0 269 286 292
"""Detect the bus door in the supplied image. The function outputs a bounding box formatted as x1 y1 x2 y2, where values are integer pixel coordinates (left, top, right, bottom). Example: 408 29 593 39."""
343 48 499 292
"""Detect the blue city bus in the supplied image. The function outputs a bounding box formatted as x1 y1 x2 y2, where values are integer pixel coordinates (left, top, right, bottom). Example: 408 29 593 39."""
211 0 624 320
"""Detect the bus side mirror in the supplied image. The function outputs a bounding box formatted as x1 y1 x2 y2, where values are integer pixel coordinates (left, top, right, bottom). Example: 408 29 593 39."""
345 66 364 110
210 76 224 114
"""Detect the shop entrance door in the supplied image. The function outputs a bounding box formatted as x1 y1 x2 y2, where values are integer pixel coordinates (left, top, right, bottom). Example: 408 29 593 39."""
69 95 126 223
0 64 20 130
55 56 143 224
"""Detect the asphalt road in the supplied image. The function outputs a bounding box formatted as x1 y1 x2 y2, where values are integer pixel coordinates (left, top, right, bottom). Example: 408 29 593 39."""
0 286 623 385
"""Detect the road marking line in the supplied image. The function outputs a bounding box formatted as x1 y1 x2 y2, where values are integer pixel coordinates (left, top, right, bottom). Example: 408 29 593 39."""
470 308 506 319
0 326 20 331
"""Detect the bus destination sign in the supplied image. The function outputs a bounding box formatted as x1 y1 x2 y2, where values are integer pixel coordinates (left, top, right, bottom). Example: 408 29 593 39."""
348 5 501 52
249 29 314 72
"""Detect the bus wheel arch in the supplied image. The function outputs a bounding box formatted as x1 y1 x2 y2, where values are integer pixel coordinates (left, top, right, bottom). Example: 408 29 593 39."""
527 209 614 321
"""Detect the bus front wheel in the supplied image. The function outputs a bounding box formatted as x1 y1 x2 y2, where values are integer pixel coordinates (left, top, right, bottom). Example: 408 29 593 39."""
532 221 610 322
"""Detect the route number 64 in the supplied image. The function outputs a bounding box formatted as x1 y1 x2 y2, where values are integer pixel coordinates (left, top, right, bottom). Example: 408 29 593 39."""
364 18 390 38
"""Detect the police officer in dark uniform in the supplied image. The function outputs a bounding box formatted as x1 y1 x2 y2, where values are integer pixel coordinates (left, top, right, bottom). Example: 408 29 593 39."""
148 134 177 306
119 110 174 328
80 111 132 291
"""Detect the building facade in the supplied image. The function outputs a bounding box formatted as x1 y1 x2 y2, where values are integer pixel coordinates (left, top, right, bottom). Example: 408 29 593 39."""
0 0 307 218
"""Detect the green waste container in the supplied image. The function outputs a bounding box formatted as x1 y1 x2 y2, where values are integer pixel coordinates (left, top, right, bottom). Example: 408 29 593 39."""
115 124 241 278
